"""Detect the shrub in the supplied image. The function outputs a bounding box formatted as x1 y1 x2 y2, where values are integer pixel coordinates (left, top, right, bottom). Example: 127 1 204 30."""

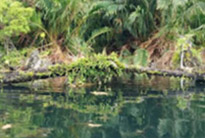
0 0 34 45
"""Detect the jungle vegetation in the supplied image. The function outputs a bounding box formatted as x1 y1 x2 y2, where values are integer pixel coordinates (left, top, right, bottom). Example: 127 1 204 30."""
0 0 205 76
0 1 205 137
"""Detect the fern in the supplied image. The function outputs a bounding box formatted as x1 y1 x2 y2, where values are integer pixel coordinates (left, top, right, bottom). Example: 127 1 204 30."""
85 0 157 51
87 27 112 44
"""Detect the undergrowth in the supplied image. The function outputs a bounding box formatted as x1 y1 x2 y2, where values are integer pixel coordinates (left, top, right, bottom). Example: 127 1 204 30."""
50 53 125 85
0 48 35 70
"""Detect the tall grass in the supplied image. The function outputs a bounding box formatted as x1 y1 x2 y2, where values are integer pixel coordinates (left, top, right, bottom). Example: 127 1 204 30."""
34 0 92 54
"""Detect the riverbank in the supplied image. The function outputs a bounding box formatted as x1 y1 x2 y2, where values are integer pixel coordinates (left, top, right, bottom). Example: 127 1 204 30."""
1 48 205 85
0 44 205 84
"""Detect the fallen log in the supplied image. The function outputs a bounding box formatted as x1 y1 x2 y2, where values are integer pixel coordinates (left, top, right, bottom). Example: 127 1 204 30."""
0 71 54 84
0 66 205 84
125 66 205 80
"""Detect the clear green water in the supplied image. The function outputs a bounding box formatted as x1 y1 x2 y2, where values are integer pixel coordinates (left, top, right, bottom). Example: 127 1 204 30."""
0 76 205 138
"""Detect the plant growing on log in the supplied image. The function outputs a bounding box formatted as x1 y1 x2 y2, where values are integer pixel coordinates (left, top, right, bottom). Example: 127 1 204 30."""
50 53 124 85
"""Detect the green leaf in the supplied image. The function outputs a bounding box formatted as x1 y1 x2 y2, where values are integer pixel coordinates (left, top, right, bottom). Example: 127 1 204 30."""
134 48 148 67
87 27 112 43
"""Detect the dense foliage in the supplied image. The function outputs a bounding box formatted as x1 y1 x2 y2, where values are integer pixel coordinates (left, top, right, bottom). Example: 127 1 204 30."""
0 0 34 53
0 1 204 137
0 0 204 71
51 53 124 84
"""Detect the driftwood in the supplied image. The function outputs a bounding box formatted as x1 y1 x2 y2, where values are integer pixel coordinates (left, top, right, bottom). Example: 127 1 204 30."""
0 66 205 84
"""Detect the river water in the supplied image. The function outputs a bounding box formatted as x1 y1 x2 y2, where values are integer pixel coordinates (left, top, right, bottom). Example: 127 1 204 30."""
0 76 204 138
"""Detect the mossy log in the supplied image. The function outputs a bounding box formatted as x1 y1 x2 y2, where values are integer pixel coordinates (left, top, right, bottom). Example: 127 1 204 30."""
0 66 205 84
0 71 54 84
125 66 205 80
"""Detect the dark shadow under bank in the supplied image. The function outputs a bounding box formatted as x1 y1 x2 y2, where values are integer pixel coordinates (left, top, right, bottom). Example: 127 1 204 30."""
2 74 205 96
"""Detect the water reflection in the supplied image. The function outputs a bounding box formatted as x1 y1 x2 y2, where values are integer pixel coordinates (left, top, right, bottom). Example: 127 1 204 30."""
0 76 204 138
